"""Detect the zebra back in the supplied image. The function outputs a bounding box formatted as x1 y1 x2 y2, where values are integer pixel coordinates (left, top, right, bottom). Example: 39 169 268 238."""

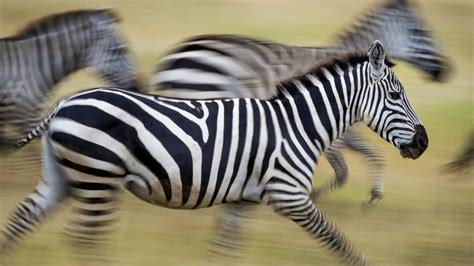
15 8 121 38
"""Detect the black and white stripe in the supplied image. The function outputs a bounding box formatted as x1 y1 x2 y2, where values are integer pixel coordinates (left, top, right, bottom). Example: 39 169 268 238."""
0 8 141 146
1 41 429 264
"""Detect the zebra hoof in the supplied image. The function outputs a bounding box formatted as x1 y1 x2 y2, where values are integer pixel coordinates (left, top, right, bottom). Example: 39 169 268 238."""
360 201 377 213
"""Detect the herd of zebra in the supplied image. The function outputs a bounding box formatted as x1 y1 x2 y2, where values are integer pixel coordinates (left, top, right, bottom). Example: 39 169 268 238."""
0 0 470 265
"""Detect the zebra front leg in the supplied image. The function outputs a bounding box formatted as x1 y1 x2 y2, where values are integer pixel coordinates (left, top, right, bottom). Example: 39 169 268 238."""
266 189 369 265
0 137 69 257
311 138 348 203
207 202 255 263
344 131 385 209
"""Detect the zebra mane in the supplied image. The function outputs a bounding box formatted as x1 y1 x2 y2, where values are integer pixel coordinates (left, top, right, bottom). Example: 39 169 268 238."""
182 34 281 46
173 34 291 56
14 8 120 39
276 52 395 97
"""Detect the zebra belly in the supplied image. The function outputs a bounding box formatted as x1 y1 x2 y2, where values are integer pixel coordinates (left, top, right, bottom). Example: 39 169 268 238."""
123 171 249 210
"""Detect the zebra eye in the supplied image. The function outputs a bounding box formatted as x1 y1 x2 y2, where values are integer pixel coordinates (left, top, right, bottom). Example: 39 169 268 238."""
389 91 401 100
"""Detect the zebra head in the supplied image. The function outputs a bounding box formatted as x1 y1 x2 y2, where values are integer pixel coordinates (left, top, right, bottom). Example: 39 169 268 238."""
338 0 449 81
361 40 428 159
86 8 143 91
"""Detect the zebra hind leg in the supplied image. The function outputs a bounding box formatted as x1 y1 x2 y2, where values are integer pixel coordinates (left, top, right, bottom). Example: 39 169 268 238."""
0 137 69 258
65 180 121 264
266 189 369 265
311 138 348 203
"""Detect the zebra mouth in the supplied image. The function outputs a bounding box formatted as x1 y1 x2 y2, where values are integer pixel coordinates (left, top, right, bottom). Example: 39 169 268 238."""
399 125 429 159
400 143 423 159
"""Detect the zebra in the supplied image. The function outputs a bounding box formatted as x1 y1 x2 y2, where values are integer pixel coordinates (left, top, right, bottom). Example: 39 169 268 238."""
152 0 448 259
153 0 447 204
0 8 142 147
1 40 429 265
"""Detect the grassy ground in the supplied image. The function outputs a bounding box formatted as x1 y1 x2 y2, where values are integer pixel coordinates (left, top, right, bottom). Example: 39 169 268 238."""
0 0 473 265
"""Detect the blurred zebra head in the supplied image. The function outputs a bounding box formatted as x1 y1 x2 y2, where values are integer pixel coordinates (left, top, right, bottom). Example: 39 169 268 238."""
360 40 428 159
338 0 450 81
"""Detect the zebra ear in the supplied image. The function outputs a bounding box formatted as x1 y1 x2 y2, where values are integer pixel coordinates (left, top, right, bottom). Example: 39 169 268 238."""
368 40 386 79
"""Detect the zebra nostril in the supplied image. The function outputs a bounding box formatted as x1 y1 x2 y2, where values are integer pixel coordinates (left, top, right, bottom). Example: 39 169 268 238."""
417 137 427 149
414 125 428 149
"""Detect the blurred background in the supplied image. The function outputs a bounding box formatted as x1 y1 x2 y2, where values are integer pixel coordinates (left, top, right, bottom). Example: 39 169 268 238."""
0 0 472 265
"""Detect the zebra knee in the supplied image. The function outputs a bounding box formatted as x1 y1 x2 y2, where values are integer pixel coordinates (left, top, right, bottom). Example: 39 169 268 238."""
325 146 349 187
266 192 312 218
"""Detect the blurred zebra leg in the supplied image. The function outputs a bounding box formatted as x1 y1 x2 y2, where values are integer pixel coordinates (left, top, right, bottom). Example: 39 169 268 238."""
0 138 69 255
311 128 385 208
344 130 385 208
311 138 348 203
207 203 255 263
64 180 121 263
267 191 369 265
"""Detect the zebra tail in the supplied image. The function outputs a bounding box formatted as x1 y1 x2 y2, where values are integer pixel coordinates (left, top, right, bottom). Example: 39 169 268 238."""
15 103 62 148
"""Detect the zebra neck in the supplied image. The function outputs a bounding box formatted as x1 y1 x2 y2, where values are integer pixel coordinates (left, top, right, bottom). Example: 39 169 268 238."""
0 37 80 89
274 61 368 157
41 31 93 86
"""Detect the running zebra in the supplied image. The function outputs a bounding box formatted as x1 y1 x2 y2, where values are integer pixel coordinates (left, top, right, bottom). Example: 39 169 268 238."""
1 41 429 265
0 8 141 146
152 0 448 259
153 0 447 206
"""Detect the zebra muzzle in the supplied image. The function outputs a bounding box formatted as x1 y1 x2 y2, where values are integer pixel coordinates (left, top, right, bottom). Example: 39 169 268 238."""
399 125 428 159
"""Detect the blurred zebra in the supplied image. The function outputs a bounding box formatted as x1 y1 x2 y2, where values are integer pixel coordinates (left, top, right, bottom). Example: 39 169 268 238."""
1 41 429 265
152 0 448 259
0 8 142 146
442 132 473 175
